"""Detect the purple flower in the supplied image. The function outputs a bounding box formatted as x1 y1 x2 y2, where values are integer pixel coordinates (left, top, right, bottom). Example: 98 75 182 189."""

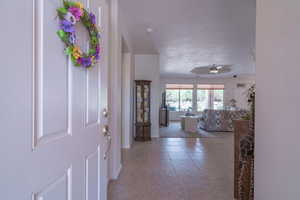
69 7 83 20
89 12 96 25
60 20 75 33
64 12 76 24
78 57 92 67
69 33 76 44
94 45 100 59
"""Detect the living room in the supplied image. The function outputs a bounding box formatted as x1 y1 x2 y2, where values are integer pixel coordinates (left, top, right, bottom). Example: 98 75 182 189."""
159 75 255 138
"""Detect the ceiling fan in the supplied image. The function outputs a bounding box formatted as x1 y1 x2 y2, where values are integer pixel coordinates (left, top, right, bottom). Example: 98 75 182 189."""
190 64 232 75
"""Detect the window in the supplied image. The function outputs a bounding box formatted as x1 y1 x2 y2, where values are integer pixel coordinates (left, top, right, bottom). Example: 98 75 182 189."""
165 84 224 112
212 89 224 110
166 89 179 111
197 89 209 112
166 84 193 112
180 89 193 111
197 84 224 111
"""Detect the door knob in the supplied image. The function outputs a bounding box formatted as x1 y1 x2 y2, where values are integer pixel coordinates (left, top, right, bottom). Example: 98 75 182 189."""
102 108 108 118
102 125 110 136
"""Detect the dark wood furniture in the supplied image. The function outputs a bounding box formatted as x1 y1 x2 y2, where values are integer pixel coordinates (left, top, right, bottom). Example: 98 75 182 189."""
234 120 251 200
234 86 255 200
159 108 169 127
135 80 151 141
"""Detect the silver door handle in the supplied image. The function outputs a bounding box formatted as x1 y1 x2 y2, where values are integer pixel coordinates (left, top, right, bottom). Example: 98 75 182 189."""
102 125 109 136
102 124 111 160
102 108 108 118
104 135 112 160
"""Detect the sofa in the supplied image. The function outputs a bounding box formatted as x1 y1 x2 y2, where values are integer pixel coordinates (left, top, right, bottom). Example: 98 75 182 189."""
199 109 249 132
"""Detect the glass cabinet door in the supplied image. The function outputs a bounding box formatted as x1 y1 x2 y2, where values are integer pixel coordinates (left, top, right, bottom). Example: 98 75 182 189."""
136 85 143 122
135 80 152 141
144 84 149 123
135 81 151 123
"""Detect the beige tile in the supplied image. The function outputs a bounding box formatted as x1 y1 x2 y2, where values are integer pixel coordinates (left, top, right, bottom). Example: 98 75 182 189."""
108 134 234 200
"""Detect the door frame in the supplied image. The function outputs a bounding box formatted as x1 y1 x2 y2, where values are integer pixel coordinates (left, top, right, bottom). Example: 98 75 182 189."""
107 0 135 181
107 0 123 180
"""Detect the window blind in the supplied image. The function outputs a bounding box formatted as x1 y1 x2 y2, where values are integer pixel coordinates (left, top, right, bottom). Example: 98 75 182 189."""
197 84 225 90
166 84 194 89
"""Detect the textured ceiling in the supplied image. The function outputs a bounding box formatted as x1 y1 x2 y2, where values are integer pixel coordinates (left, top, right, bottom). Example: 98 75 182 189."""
120 0 256 78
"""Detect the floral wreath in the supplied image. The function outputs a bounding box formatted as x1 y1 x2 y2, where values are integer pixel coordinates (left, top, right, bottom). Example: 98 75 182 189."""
56 1 100 68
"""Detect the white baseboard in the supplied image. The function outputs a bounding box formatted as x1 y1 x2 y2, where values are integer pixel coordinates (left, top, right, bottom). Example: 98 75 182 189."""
122 144 131 149
111 164 122 180
151 135 159 138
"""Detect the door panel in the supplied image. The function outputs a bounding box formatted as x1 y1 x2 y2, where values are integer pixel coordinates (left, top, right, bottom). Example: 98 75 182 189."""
85 146 100 200
34 168 72 200
85 64 100 127
34 0 71 147
0 0 109 199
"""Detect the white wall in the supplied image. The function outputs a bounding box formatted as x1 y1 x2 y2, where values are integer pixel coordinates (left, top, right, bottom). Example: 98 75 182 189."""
160 76 255 120
233 77 255 109
121 53 134 149
256 1 300 199
108 0 136 179
135 55 160 138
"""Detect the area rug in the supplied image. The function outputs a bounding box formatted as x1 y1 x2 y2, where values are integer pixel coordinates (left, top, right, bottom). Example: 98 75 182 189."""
160 121 233 138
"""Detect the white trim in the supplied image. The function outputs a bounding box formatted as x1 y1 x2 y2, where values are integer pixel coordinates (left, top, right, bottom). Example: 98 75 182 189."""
110 164 122 180
121 52 134 149
108 0 122 181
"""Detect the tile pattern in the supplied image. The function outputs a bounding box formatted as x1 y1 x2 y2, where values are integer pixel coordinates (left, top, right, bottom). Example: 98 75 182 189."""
108 137 234 200
200 109 249 132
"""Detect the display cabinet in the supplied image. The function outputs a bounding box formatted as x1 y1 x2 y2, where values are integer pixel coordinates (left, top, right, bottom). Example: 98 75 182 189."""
135 80 151 141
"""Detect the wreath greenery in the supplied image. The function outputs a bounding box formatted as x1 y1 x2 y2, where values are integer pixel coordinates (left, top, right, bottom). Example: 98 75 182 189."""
56 1 100 68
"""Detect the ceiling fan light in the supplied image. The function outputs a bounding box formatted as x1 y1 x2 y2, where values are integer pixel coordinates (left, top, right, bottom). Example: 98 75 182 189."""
216 65 223 70
146 28 153 33
209 69 219 74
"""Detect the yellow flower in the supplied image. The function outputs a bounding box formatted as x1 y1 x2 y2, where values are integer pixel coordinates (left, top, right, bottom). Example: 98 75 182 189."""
75 2 84 10
91 56 96 65
72 46 82 59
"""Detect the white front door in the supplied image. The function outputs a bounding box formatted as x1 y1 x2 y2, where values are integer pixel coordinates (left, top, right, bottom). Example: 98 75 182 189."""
0 0 110 199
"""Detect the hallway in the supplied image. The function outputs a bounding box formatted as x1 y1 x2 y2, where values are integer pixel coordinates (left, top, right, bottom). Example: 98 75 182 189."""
108 136 234 200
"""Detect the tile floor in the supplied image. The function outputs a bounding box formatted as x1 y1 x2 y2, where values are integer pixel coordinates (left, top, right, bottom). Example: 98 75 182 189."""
108 136 234 200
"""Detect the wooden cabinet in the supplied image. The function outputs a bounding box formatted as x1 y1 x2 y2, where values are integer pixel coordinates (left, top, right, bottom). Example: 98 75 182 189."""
135 80 151 141
234 120 254 200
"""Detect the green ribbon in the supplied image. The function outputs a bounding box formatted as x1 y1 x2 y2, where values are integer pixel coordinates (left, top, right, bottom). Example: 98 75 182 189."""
64 46 73 55
71 55 80 66
91 36 98 45
57 7 68 15
89 48 96 55
66 1 77 7
57 30 67 41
